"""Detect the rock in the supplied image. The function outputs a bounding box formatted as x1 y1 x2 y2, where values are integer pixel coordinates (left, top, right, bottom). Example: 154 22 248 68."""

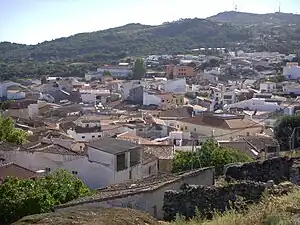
266 180 275 188
13 206 159 225
225 156 297 184
163 181 266 221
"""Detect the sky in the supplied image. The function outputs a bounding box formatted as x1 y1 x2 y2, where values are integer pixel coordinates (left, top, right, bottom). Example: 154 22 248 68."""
1 0 300 45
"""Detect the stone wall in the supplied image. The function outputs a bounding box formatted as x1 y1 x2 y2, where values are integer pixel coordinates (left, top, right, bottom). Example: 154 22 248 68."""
163 181 266 221
57 167 215 220
225 156 300 184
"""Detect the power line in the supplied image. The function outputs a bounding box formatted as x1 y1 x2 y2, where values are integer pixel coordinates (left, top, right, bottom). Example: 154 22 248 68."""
212 97 299 138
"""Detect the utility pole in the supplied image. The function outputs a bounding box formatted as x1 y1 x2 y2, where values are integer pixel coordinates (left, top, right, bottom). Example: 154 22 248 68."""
289 126 300 153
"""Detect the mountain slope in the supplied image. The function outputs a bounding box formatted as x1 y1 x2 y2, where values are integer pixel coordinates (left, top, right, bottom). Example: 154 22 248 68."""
0 19 250 63
0 13 300 79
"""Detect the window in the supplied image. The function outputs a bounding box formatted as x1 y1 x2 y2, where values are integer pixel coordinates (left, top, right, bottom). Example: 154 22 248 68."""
194 128 197 132
82 136 85 139
72 171 78 175
92 135 95 138
86 124 89 127
162 99 165 102
130 148 141 167
185 126 188 130
116 153 127 171
98 135 101 138
129 170 132 179
148 166 152 174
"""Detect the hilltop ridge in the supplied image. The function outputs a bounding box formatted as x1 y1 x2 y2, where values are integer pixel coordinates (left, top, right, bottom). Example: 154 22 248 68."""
0 11 300 78
208 11 300 25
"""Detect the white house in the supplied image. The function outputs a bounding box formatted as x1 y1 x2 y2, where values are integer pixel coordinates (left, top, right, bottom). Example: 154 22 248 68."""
143 92 161 106
283 63 300 80
282 82 300 95
222 91 237 105
164 78 186 94
121 80 145 100
224 98 281 112
86 138 157 185
66 117 103 142
0 138 157 189
80 89 111 105
259 82 277 93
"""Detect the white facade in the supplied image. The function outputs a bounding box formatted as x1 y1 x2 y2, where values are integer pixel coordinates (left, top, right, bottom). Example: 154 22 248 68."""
222 91 237 105
87 146 147 185
80 89 110 104
0 146 155 189
67 119 103 142
224 98 281 112
67 129 102 142
259 82 277 93
121 80 145 100
164 78 186 94
283 83 300 95
143 92 161 106
283 64 300 80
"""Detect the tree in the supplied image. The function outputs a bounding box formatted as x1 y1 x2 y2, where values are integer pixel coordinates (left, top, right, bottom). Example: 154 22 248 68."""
0 100 13 110
0 169 91 224
41 76 48 84
274 115 300 151
103 70 112 77
132 58 146 80
38 169 91 205
172 139 252 174
0 116 28 144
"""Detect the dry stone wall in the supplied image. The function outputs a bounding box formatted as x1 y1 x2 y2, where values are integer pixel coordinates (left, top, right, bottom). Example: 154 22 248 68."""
225 156 300 184
163 156 300 221
163 181 266 221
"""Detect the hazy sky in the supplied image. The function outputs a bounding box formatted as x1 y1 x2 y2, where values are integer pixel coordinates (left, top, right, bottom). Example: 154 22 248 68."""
1 0 299 44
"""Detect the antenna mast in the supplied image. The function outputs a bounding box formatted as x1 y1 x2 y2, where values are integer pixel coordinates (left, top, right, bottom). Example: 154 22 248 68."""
233 1 237 11
278 1 281 13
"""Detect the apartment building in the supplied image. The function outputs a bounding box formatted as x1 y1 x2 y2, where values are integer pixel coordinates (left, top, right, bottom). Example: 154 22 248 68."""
165 65 196 79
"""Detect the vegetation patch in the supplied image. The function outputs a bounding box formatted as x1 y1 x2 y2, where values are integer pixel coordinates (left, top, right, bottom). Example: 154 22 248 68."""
171 184 300 225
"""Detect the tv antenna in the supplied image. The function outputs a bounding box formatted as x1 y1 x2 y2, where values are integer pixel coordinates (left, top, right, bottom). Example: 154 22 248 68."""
232 2 238 11
278 1 281 13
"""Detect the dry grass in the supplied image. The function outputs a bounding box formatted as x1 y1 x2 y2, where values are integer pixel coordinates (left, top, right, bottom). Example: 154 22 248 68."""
171 188 300 225
13 206 159 225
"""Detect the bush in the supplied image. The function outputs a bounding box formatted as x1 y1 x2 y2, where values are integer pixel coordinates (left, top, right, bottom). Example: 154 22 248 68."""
0 169 91 223
172 139 252 174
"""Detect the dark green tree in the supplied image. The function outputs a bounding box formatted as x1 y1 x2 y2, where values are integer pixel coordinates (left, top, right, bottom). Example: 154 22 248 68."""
41 76 48 84
132 58 146 80
172 139 252 174
103 70 112 77
274 115 300 151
